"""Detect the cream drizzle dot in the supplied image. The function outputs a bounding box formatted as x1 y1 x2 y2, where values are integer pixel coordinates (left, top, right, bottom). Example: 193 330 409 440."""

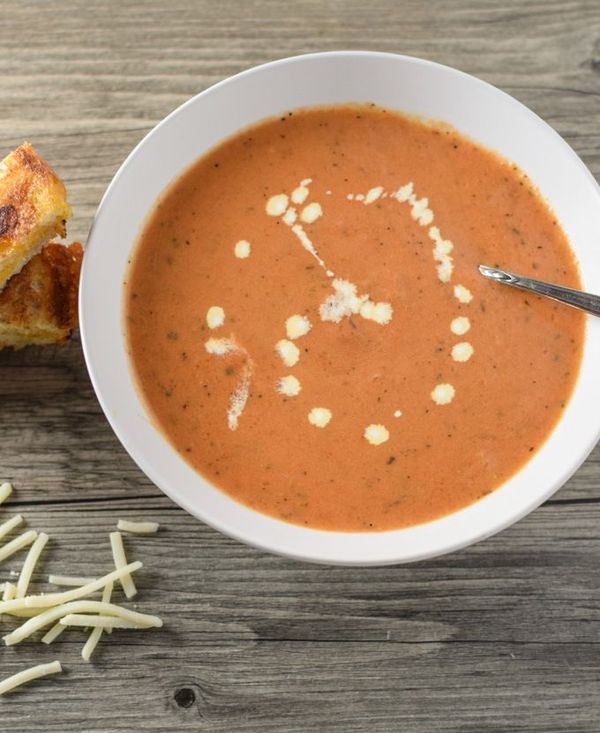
204 337 236 355
290 223 328 271
351 181 455 285
393 182 413 202
300 202 323 224
450 316 471 336
234 240 251 259
308 407 332 428
410 196 434 226
286 314 312 340
266 193 289 217
275 339 300 367
451 342 474 362
205 337 253 430
206 306 225 330
291 185 310 205
266 178 478 429
364 424 390 446
228 362 253 430
428 226 454 283
454 284 473 303
282 207 297 226
277 375 301 397
320 279 367 323
364 186 384 205
431 383 455 405
360 300 393 325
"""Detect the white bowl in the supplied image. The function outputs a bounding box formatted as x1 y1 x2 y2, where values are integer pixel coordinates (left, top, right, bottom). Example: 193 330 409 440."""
80 51 600 566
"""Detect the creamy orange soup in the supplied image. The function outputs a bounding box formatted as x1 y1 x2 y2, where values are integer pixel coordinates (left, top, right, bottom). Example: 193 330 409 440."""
124 104 584 531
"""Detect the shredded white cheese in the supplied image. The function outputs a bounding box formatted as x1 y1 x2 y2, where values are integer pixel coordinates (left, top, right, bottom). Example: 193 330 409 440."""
364 424 390 446
285 314 312 340
103 582 114 635
109 531 137 600
0 482 161 673
41 622 65 645
116 520 159 534
48 575 97 587
81 581 113 661
0 513 23 542
431 383 456 405
3 599 162 646
393 410 402 418
0 660 62 695
16 532 48 598
0 560 143 612
0 482 12 506
308 407 332 428
275 339 300 367
0 530 37 564
7 607 49 619
206 306 225 330
234 239 251 258
61 614 145 630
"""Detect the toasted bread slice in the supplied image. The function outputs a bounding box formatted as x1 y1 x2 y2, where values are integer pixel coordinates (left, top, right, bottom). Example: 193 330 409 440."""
0 143 70 291
0 242 82 349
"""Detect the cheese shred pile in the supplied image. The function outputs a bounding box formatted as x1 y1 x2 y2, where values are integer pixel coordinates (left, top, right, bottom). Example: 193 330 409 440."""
0 482 162 695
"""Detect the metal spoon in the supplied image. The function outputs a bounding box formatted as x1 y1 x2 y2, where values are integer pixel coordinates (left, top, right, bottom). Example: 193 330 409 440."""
478 265 600 317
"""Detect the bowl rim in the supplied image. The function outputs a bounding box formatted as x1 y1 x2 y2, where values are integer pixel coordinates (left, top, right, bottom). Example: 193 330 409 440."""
80 50 600 565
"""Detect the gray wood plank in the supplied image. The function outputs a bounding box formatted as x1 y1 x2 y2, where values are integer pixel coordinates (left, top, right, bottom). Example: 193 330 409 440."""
0 0 599 730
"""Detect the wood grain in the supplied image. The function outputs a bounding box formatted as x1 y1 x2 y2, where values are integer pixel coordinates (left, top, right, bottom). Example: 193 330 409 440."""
1 0 600 730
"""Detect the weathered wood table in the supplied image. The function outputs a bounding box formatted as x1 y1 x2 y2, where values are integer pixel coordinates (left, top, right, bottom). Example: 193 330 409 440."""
1 1 599 730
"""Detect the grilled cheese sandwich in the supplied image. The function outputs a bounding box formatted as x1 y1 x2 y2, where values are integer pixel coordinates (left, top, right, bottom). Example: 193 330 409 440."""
0 143 70 291
0 242 82 349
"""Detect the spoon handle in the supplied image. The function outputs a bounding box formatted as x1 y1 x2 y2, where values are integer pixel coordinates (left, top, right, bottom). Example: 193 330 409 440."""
478 265 600 317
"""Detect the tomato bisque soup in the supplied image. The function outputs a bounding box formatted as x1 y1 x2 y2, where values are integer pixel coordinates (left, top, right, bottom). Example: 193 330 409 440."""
124 104 584 532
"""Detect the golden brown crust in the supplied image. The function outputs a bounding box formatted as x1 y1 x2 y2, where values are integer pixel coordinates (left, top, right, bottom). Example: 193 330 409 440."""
0 143 70 290
0 241 82 349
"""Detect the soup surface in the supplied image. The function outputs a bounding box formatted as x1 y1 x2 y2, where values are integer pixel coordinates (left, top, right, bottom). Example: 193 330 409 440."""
125 104 584 531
